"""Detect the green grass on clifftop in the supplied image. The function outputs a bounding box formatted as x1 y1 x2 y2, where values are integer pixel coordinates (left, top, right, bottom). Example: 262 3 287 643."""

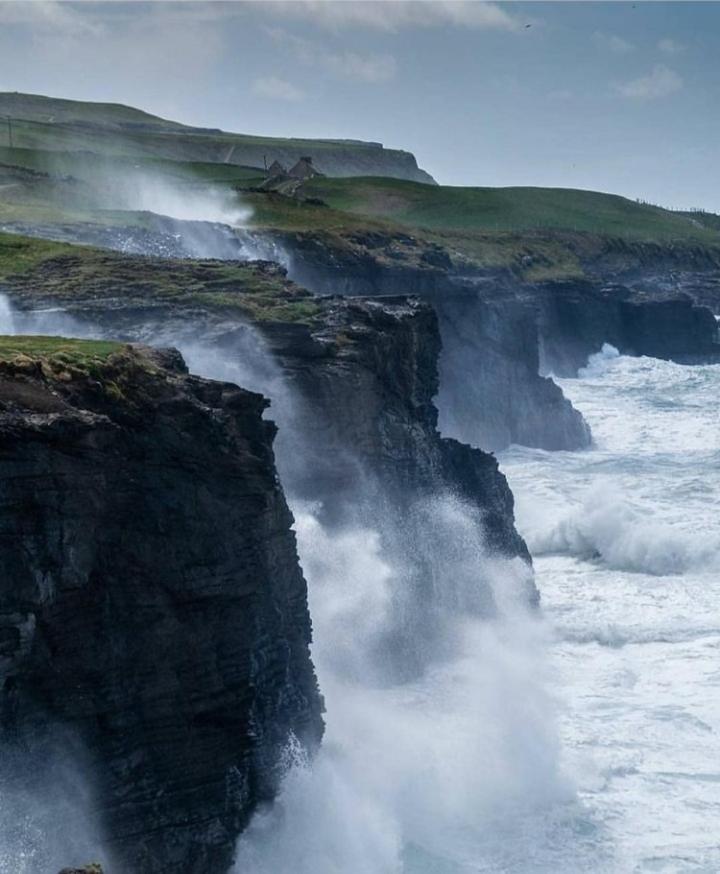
0 334 122 364
297 177 720 243
0 233 71 273
0 232 323 324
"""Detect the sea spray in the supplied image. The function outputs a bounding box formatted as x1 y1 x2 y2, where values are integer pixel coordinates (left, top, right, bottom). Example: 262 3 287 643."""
0 735 113 874
235 503 576 874
0 295 15 334
578 343 620 378
0 296 585 871
141 302 582 870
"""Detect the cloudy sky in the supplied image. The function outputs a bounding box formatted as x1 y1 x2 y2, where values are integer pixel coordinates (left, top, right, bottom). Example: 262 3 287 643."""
0 1 718 210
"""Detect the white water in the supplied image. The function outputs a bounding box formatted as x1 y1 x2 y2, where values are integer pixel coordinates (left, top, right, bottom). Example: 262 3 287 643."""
238 344 720 873
0 295 578 872
2 292 719 871
235 506 585 874
501 346 720 872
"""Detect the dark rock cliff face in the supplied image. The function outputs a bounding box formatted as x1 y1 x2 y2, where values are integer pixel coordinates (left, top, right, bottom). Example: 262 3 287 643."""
1 285 535 674
269 234 592 451
275 229 720 409
16 221 719 447
0 223 593 452
259 297 529 562
533 281 720 376
253 297 535 675
0 345 322 874
1 277 529 569
431 293 590 451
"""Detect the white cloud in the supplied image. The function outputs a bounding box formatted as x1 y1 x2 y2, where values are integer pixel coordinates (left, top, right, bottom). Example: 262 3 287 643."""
0 0 103 34
658 38 686 55
16 4 225 85
264 1 524 33
594 31 635 54
617 65 683 100
267 28 397 83
252 75 305 101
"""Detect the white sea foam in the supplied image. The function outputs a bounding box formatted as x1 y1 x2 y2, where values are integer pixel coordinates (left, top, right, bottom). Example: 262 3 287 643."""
577 342 620 378
501 346 720 871
525 480 720 575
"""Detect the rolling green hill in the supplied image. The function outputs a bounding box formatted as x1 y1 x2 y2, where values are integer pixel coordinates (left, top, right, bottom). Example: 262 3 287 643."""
0 92 434 182
295 176 719 243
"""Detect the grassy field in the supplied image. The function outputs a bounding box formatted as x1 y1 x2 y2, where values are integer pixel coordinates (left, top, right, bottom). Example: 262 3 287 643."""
0 334 122 363
296 176 720 243
0 144 266 185
0 232 72 273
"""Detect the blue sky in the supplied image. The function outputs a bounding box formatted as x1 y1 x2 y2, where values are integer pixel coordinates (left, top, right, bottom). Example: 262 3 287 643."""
0 1 718 210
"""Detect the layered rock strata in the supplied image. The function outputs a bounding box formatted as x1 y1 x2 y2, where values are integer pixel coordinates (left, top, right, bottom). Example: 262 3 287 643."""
0 342 322 874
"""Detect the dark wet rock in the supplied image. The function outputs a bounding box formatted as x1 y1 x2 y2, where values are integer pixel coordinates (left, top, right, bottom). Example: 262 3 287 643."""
259 296 528 555
268 233 592 451
534 281 720 376
0 244 536 661
433 292 591 450
272 230 720 423
0 344 322 874
254 296 536 673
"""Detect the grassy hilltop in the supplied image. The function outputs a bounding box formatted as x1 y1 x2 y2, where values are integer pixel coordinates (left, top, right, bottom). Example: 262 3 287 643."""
295 176 719 241
0 92 434 182
1 92 719 281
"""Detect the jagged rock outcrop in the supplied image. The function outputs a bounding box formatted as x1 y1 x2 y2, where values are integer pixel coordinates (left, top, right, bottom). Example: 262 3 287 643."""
254 296 535 675
0 342 322 874
269 228 720 413
432 293 590 450
0 241 536 640
260 296 529 561
261 232 592 451
13 221 718 449
0 252 530 569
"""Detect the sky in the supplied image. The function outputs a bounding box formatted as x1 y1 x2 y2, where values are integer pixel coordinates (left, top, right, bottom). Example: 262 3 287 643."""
0 0 718 211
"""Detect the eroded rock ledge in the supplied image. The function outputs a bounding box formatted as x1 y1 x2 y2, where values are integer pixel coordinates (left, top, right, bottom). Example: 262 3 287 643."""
0 341 322 874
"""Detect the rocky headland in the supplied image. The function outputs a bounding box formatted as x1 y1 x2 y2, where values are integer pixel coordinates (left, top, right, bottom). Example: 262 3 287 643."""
0 338 322 873
0 239 534 675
